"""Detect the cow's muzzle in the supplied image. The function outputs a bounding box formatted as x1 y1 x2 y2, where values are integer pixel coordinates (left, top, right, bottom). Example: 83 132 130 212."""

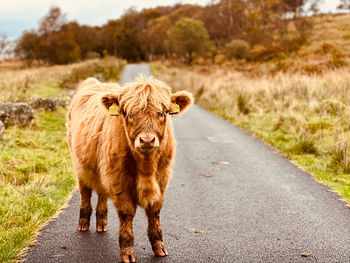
135 133 159 151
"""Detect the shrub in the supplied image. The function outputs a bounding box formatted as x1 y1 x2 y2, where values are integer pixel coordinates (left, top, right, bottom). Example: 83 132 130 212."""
320 99 345 115
85 51 100 59
237 93 250 114
330 133 350 173
214 54 226 65
250 45 278 61
225 40 250 60
290 133 318 154
320 42 334 53
327 51 347 68
60 57 125 89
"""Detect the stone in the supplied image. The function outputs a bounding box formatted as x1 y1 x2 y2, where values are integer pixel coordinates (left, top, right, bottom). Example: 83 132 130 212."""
31 97 68 111
0 120 4 139
0 102 34 127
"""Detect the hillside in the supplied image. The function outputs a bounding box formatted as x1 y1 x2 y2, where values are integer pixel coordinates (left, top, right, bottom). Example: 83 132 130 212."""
302 13 350 59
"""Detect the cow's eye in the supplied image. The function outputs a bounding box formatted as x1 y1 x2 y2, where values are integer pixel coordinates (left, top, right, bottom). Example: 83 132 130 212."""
157 112 165 118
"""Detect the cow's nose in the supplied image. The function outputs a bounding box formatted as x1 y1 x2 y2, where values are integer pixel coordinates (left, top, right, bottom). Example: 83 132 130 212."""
139 134 156 148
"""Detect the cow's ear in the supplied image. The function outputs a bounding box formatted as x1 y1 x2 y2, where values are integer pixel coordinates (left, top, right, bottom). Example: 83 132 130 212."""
101 93 119 108
170 91 193 114
101 94 120 116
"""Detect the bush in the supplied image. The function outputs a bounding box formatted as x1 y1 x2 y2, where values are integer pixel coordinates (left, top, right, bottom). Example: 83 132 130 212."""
214 54 226 65
60 57 126 89
320 99 345 115
320 42 334 53
289 132 318 154
225 40 250 60
85 51 100 59
330 133 350 173
327 51 347 68
250 44 280 61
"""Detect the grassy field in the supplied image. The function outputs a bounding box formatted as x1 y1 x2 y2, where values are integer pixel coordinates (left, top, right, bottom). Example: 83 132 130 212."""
0 57 125 102
0 57 125 262
154 64 350 204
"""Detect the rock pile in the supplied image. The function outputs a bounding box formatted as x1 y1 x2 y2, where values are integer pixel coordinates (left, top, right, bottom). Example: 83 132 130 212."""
0 103 34 127
31 98 68 111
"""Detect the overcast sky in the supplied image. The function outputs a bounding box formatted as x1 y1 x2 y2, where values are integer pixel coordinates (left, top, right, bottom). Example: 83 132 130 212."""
0 0 341 38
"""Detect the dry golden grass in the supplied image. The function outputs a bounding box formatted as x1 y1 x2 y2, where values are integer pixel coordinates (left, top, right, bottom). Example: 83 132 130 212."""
0 59 26 72
0 61 85 102
155 63 350 202
302 13 350 59
0 57 126 102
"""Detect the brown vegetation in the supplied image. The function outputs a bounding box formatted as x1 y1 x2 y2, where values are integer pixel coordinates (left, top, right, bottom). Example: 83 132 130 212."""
155 64 350 200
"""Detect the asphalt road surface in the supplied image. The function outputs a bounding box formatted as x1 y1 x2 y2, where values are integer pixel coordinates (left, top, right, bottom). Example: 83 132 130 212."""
25 64 350 263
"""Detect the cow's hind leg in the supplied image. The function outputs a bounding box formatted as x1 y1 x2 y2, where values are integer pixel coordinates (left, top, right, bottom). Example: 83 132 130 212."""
146 203 168 257
78 180 92 231
96 192 108 232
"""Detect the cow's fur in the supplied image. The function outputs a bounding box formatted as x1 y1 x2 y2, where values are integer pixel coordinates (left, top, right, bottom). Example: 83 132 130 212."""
67 76 192 262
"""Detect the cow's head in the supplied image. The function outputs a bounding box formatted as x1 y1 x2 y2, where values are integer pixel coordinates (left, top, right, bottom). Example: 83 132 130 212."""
101 77 193 154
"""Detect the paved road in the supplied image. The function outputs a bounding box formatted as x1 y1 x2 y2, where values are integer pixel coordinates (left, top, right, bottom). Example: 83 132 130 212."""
25 64 350 263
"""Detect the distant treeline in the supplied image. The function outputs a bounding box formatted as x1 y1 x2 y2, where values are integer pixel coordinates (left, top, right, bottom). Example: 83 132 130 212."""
15 0 322 65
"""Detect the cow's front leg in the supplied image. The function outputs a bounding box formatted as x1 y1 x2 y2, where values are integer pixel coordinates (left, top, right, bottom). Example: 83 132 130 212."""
113 195 136 263
146 204 168 257
96 192 108 232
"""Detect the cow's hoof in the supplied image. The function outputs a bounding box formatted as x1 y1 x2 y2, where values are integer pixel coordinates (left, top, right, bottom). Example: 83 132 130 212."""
78 217 90 231
96 211 108 232
120 254 136 263
77 224 90 231
153 242 168 257
96 223 108 232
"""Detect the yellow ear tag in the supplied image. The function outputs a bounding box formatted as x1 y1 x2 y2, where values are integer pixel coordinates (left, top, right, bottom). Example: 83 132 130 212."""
109 103 120 116
169 103 180 114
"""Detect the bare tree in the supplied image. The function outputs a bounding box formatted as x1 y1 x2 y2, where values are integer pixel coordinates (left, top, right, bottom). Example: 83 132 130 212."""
0 35 10 57
38 6 67 35
338 0 350 11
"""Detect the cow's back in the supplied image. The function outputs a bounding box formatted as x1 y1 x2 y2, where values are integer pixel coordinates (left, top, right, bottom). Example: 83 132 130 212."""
67 78 120 173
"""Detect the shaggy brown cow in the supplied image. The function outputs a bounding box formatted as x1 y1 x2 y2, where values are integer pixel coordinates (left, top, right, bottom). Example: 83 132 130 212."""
67 76 193 263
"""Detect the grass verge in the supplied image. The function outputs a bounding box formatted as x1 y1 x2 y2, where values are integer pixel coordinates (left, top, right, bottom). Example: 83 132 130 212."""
0 108 75 262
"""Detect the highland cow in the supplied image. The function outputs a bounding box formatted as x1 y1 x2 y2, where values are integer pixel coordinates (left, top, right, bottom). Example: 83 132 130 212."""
67 76 193 262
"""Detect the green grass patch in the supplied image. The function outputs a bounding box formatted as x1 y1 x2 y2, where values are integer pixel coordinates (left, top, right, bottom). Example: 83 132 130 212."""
26 82 63 98
150 63 163 76
0 107 76 262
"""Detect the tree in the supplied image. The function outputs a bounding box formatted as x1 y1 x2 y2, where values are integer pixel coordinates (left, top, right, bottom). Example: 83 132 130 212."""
141 16 173 59
111 8 147 61
167 18 210 64
38 6 67 35
15 30 41 64
338 0 350 11
0 35 10 57
45 30 81 64
281 0 306 13
61 22 100 59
